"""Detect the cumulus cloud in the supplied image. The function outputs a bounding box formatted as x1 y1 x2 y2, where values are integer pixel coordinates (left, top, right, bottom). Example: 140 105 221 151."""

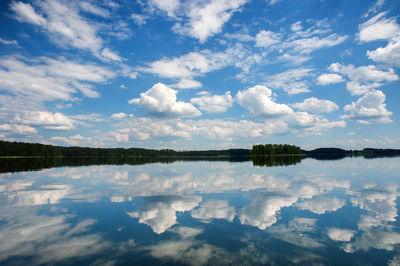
191 200 235 222
367 37 400 66
139 44 261 83
239 192 297 230
236 85 293 118
342 90 392 124
356 12 400 66
317 73 345 85
190 92 233 113
329 63 398 83
348 184 398 223
296 197 345 214
126 195 201 234
0 208 109 264
327 228 355 242
344 230 400 253
51 135 93 146
327 63 398 95
171 0 248 42
109 108 346 147
291 97 339 114
129 83 201 118
14 111 75 130
255 30 281 47
139 51 224 79
149 0 180 17
0 124 37 135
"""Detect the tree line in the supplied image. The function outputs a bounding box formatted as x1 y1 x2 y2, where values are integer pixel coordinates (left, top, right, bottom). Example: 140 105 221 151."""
250 144 302 156
0 140 250 158
1 140 398 160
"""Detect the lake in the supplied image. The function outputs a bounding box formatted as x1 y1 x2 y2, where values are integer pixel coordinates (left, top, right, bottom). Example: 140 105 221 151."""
0 157 400 265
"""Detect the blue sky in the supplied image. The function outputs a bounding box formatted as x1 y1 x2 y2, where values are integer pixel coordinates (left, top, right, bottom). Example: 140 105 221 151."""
0 0 399 150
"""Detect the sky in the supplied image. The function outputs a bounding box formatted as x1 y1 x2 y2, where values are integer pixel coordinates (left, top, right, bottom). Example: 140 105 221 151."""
0 0 399 150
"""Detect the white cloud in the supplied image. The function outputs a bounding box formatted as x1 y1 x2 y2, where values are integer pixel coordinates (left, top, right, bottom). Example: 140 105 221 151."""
291 21 303 32
224 32 254 42
328 63 398 95
330 64 399 83
169 227 203 239
51 135 93 146
357 12 400 66
191 200 235 222
363 0 385 18
255 30 281 47
0 38 18 45
342 90 392 124
172 0 248 42
109 114 346 147
236 85 293 118
265 68 314 95
11 0 121 61
139 44 261 82
131 13 148 25
14 111 75 130
348 184 398 223
296 197 345 214
10 1 46 25
327 228 355 242
317 73 345 85
170 78 202 89
239 192 297 230
0 55 114 101
149 0 180 17
344 230 400 253
129 83 201 118
345 81 381 96
288 34 347 54
367 36 400 66
291 97 339 114
190 92 233 113
126 195 201 234
100 48 122 62
278 53 311 66
358 12 400 42
268 0 281 5
139 51 222 79
79 2 110 18
111 113 128 119
0 208 109 264
0 124 37 135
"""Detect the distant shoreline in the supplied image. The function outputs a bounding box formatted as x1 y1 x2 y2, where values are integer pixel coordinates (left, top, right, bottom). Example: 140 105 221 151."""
0 140 399 159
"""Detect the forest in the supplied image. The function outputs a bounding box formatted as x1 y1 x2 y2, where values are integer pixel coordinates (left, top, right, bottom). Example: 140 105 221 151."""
0 140 399 159
0 140 250 157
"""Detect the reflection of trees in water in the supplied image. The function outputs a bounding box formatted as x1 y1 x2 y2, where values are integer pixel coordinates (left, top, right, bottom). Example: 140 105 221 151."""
251 155 302 167
0 156 250 173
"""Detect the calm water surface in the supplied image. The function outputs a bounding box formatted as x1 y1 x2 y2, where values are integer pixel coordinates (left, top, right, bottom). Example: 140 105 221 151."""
1 157 400 265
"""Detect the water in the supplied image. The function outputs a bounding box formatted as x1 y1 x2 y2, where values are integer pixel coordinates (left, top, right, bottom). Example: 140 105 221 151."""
0 157 399 265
